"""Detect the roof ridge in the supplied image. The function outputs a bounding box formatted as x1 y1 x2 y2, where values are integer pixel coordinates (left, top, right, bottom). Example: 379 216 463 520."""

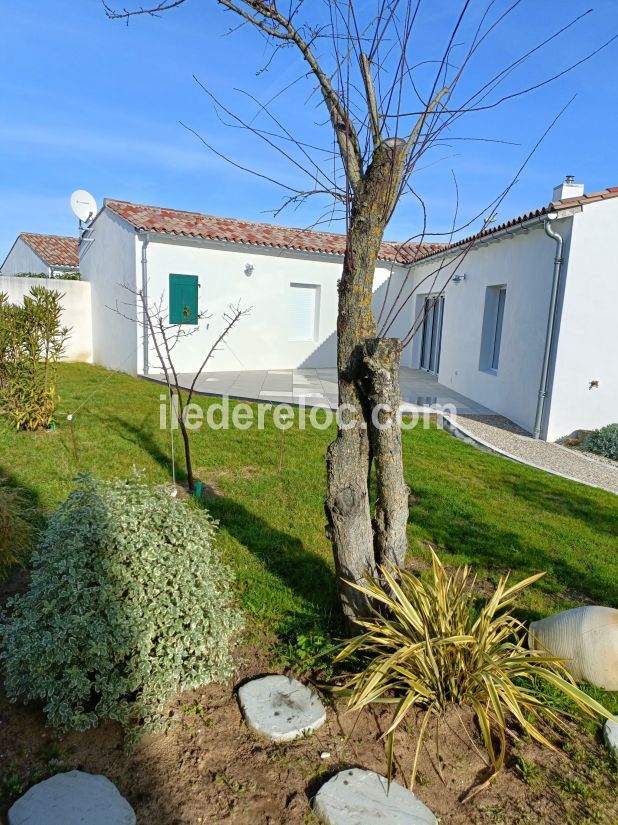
20 231 77 241
106 198 385 242
411 184 618 264
104 198 442 264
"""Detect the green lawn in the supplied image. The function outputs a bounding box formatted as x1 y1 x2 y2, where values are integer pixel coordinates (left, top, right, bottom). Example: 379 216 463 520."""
1 363 617 656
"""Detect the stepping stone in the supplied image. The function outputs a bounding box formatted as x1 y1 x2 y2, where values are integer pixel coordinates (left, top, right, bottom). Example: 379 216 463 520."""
8 770 136 825
604 716 618 756
237 674 326 742
313 769 437 825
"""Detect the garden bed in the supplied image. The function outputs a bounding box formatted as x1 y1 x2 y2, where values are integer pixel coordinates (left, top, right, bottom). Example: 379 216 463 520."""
1 620 616 824
1 364 618 823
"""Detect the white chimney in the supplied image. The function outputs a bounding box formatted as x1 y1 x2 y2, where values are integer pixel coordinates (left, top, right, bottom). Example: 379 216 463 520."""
552 175 584 202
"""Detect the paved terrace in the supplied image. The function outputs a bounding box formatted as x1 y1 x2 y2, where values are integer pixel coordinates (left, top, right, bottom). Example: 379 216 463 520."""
163 367 492 415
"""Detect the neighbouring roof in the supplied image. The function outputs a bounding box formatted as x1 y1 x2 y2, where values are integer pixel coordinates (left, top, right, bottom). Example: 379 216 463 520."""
411 186 618 263
19 233 79 268
104 198 442 264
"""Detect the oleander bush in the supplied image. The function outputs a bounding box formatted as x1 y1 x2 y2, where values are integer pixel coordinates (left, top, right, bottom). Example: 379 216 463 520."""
1 474 243 736
333 552 610 790
0 287 69 430
0 480 37 578
582 423 618 462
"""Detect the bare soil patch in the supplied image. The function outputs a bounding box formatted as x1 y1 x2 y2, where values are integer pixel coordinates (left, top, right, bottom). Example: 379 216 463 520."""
1 635 616 825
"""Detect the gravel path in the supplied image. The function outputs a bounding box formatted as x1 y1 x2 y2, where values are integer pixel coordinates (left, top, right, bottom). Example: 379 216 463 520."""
453 415 618 495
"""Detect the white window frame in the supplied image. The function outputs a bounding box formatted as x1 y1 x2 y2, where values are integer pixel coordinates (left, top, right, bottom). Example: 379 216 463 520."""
479 285 507 374
288 282 320 342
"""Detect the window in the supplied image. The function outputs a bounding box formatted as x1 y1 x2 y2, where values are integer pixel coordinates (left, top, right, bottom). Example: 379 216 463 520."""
419 294 444 374
479 285 507 372
491 287 506 369
169 274 199 325
288 283 319 341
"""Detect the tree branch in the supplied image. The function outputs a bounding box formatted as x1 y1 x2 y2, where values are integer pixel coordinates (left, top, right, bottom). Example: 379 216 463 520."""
187 302 251 404
103 0 186 19
404 85 449 157
204 0 363 189
359 52 381 149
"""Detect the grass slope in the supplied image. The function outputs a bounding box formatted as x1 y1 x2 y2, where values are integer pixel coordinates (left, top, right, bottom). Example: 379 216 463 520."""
1 364 616 662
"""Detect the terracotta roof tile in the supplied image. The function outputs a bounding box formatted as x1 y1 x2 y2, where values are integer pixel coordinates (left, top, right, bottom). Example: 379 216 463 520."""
20 233 79 267
104 199 441 264
411 186 618 263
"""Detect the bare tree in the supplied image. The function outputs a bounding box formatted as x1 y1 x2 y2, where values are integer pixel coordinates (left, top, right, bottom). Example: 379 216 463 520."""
114 286 250 491
105 0 613 629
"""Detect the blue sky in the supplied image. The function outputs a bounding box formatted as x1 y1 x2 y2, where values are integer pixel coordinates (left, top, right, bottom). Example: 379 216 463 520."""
1 0 617 257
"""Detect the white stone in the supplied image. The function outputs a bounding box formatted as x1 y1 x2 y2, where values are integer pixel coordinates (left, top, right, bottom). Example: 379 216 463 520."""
313 769 437 825
603 716 618 756
8 771 136 825
237 675 326 742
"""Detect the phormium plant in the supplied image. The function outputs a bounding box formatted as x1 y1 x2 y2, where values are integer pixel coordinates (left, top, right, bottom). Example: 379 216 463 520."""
332 552 610 792
1 474 244 737
0 287 69 430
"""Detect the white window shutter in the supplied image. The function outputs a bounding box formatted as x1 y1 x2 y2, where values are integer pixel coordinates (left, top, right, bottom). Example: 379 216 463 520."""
288 284 319 341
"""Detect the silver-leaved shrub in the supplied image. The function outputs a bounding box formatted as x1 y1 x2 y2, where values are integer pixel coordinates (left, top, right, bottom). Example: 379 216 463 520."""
1 474 243 736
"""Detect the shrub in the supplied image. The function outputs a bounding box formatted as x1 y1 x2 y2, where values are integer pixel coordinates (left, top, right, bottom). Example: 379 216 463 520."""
0 480 37 578
14 271 81 281
1 475 243 736
0 287 69 430
582 423 618 462
333 552 609 790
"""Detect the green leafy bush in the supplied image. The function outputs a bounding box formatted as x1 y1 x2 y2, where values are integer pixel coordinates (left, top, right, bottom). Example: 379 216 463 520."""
0 287 69 430
333 553 610 790
1 475 243 735
0 480 37 578
15 271 81 281
582 423 618 462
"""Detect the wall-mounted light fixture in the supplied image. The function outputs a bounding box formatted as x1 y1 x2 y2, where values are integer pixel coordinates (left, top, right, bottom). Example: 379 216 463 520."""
452 273 467 284
244 263 255 277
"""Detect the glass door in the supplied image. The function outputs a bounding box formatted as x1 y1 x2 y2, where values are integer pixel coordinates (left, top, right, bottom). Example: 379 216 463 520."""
419 295 444 374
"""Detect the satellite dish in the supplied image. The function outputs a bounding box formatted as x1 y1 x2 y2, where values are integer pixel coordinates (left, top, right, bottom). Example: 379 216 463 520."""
70 190 97 223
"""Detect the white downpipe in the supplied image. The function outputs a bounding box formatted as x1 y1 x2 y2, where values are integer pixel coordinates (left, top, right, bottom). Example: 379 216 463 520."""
140 234 150 376
533 216 564 439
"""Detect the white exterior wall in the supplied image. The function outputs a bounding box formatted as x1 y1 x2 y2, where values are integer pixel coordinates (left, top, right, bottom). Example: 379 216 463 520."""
0 238 49 276
1 276 93 362
545 199 618 439
79 209 140 374
141 236 394 373
372 264 411 340
403 222 568 433
78 202 618 439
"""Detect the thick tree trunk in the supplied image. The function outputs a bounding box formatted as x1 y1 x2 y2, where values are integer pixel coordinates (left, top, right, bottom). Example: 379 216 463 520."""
362 338 410 569
325 141 410 632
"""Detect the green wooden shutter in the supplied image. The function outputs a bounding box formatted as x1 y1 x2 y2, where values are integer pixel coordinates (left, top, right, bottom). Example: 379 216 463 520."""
169 274 199 325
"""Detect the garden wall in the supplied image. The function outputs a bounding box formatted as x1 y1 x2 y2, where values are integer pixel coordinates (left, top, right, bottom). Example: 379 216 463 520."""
0 276 93 363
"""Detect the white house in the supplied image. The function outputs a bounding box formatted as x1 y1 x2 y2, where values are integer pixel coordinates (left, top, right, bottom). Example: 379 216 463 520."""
0 233 79 278
75 181 617 441
78 198 436 377
395 179 618 440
